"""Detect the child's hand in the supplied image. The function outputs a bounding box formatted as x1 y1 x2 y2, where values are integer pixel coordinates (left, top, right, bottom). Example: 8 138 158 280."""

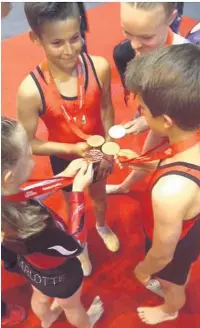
124 116 149 135
73 142 91 157
73 162 94 192
96 156 114 180
62 159 85 177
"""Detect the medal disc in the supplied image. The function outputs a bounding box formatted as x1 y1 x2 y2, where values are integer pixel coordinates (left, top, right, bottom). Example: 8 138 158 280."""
85 149 104 163
87 135 105 147
102 142 120 156
109 125 126 139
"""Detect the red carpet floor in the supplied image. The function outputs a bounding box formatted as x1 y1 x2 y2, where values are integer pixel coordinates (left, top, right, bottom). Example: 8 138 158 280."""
2 3 200 327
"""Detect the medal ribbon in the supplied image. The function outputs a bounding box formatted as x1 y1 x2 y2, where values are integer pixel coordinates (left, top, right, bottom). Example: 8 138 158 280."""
40 58 90 141
3 176 73 202
118 131 200 165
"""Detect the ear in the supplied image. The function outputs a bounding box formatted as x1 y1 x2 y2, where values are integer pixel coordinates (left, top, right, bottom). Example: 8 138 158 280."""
167 9 178 26
29 30 41 46
163 114 173 129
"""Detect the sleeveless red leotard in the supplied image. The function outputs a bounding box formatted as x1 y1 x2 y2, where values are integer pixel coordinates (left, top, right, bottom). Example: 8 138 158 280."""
141 162 200 241
30 53 104 158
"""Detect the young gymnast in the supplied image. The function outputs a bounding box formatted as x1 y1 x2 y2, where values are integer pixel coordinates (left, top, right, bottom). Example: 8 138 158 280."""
1 117 103 328
107 2 189 194
17 2 119 276
125 43 200 324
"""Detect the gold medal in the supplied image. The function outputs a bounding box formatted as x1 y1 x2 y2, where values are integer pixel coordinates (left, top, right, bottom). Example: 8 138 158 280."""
87 135 105 148
101 142 120 156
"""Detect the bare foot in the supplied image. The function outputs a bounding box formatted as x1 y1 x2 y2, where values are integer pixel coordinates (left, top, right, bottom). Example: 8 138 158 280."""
41 300 63 328
106 184 130 195
137 306 178 325
96 225 120 252
146 279 164 298
87 296 104 327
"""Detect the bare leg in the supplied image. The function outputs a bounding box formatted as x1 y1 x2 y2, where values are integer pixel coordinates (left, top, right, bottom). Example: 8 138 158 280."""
55 285 104 328
137 278 186 325
89 179 119 252
106 130 163 194
77 243 92 277
31 286 62 328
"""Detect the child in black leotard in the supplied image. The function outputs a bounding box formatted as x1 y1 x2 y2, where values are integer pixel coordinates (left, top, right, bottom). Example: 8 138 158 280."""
1 117 103 328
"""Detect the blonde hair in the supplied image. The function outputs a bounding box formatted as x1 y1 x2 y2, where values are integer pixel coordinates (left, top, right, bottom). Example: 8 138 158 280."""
1 117 48 239
128 2 176 16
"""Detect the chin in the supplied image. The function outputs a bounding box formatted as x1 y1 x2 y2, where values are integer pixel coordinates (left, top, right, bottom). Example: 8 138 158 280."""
60 59 78 70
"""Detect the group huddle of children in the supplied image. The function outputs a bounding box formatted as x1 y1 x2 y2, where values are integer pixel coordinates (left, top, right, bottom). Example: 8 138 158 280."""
1 2 200 327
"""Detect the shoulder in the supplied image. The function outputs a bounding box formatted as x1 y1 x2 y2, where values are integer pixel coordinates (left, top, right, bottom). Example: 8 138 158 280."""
90 55 111 86
90 56 110 70
152 173 198 213
17 74 42 111
18 74 39 99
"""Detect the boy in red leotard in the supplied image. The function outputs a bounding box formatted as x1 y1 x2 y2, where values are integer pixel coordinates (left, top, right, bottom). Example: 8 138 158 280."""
17 2 119 276
125 44 200 324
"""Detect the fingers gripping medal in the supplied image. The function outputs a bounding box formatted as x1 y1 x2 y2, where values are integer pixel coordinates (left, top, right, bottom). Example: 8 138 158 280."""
118 149 139 159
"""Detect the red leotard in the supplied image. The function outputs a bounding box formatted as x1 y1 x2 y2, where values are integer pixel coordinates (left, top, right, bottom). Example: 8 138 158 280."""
141 162 200 241
30 53 105 158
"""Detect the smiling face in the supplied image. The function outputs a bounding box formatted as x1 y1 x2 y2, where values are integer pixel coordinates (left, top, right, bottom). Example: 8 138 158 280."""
120 3 176 55
32 17 82 71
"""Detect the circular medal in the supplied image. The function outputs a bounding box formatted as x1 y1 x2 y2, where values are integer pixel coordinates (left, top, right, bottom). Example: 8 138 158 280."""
87 135 105 148
102 142 120 156
85 149 104 163
109 125 126 139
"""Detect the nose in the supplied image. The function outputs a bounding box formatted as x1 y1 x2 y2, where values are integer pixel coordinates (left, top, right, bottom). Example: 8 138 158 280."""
130 38 142 52
63 42 73 56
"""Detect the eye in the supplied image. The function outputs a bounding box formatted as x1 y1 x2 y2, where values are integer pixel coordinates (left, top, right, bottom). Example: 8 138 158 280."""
142 35 154 40
70 33 81 43
51 40 62 46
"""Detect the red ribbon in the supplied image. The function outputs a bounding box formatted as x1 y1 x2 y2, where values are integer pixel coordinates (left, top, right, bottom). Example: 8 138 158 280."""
3 176 73 202
118 131 200 165
40 58 90 141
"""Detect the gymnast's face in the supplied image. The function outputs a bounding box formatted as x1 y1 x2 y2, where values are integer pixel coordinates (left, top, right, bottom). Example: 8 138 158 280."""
120 3 176 55
31 18 82 72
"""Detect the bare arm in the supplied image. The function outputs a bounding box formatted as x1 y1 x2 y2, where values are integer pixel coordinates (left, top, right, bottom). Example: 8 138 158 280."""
138 175 197 276
17 76 88 157
92 56 115 141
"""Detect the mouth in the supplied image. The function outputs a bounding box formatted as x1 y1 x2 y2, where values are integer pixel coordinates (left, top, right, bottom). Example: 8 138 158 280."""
61 56 77 62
